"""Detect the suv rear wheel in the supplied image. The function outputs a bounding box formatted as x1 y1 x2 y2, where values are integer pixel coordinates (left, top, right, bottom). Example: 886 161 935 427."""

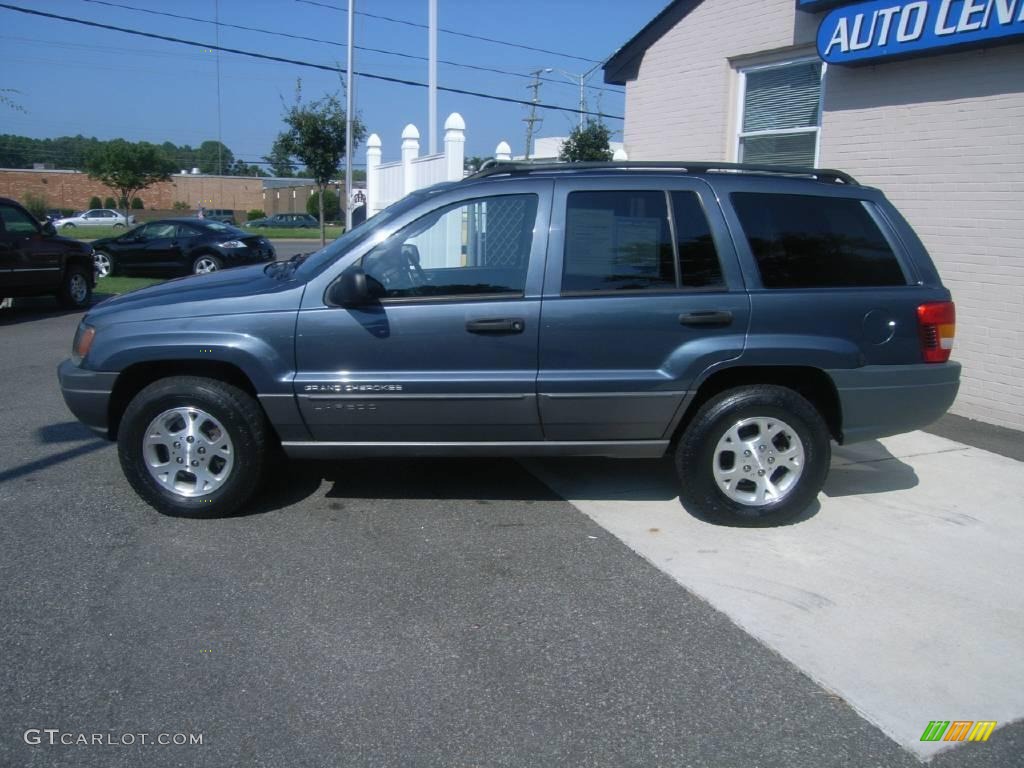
57 266 92 309
117 376 269 517
675 385 830 526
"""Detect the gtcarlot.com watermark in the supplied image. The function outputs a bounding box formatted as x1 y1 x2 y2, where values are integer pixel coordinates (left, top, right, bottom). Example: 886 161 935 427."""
24 729 203 747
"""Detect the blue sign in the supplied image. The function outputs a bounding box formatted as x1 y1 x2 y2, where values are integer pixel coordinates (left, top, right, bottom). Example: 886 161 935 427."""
798 0 851 9
817 0 1024 64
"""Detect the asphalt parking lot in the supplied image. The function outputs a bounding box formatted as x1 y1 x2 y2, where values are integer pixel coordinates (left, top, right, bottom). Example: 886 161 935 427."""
1 303 1020 767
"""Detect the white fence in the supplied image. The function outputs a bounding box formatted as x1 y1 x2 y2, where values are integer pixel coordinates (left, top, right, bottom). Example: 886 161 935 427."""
365 114 629 217
366 113 466 216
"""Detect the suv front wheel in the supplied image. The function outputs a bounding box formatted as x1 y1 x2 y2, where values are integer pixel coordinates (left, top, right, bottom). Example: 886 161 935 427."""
117 376 270 517
675 385 831 526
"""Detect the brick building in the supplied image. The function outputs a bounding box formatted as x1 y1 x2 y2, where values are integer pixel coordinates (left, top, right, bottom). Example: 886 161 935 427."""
0 168 266 213
604 0 1024 430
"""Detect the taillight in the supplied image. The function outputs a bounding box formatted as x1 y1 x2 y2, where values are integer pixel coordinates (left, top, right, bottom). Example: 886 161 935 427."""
917 301 955 363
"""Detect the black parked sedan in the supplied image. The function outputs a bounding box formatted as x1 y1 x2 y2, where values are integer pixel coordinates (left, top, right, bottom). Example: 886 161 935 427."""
91 219 276 277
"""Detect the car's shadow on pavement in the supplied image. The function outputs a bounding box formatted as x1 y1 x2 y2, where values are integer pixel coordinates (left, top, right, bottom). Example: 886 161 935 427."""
0 422 110 485
0 303 82 326
244 440 918 526
0 294 115 325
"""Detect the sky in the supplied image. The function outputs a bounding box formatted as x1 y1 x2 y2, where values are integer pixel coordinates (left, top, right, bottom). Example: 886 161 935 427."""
0 0 668 170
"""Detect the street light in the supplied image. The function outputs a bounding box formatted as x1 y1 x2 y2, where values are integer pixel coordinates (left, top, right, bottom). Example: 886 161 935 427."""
544 63 604 128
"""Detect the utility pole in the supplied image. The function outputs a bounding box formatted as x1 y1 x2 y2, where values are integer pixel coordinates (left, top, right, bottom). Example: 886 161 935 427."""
523 70 544 160
428 0 437 155
345 0 355 232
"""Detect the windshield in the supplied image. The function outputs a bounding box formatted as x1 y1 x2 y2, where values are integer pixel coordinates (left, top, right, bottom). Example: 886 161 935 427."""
287 191 433 278
199 220 244 235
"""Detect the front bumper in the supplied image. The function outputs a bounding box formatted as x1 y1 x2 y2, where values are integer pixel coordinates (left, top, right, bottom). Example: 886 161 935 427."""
57 358 118 439
827 361 961 444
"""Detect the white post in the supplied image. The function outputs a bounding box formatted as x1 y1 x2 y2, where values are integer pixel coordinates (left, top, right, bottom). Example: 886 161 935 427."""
428 0 438 155
495 141 512 162
444 113 465 181
344 0 355 232
401 124 420 195
366 133 381 216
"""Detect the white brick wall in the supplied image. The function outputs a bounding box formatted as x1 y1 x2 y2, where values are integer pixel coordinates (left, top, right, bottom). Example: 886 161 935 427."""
820 47 1024 429
620 0 1024 429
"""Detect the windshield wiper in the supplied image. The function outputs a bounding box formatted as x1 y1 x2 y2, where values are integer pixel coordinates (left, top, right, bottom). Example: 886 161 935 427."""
266 252 311 279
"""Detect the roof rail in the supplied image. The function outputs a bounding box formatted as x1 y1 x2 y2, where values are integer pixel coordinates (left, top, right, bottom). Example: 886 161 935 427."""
466 160 858 185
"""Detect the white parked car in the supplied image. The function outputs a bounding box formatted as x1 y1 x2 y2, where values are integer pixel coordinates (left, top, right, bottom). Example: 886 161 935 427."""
54 209 135 229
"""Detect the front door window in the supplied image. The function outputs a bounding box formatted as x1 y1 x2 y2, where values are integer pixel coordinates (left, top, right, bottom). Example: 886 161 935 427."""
360 194 538 300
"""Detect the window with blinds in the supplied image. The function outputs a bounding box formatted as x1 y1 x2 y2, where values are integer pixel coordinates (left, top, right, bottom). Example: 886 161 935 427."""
738 60 823 167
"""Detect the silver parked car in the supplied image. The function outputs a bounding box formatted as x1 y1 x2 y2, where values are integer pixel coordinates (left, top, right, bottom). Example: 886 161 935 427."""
54 209 135 229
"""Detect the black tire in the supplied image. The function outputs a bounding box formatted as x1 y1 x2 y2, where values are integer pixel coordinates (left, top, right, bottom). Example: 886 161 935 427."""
675 385 831 526
192 254 223 275
117 376 270 517
57 266 92 309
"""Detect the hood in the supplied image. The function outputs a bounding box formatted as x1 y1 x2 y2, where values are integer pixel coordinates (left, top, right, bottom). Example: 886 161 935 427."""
54 235 92 253
86 263 305 326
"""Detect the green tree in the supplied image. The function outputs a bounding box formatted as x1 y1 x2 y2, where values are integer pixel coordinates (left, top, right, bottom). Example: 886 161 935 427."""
104 197 117 209
197 140 235 175
23 191 47 221
464 155 491 173
262 142 296 178
270 81 365 244
89 195 102 209
229 158 267 177
559 120 614 162
84 140 176 225
307 189 340 221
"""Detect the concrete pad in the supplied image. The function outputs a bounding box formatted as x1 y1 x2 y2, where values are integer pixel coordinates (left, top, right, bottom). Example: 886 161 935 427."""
526 431 1024 760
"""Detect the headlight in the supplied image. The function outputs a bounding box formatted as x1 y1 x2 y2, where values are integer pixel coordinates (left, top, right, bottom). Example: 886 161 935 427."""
218 240 246 249
71 323 96 365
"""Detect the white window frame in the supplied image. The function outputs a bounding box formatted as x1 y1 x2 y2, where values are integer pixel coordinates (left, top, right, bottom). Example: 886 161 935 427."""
735 57 826 167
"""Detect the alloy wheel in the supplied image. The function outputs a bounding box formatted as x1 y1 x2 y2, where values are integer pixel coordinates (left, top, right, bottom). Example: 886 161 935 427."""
142 406 235 498
712 416 805 506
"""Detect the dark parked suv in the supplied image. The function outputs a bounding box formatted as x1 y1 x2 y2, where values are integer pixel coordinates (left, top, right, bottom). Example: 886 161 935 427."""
58 162 960 524
0 197 96 309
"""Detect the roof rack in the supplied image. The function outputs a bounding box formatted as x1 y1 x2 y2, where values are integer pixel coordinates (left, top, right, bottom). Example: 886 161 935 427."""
466 160 858 186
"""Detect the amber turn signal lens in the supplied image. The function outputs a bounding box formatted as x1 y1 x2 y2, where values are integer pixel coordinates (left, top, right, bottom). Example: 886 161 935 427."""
72 325 96 363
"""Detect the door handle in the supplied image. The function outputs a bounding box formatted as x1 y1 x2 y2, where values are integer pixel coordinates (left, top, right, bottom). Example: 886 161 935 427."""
466 318 525 334
679 310 733 326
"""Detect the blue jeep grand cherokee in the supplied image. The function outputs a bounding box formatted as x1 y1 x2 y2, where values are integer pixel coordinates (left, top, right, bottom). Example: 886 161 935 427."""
58 162 960 525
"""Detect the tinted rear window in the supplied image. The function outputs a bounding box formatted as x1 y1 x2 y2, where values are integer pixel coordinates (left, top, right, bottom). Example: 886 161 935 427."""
731 193 906 288
562 190 675 293
671 192 723 288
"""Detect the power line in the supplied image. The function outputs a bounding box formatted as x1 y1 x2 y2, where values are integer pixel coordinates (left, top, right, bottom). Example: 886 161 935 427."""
294 0 602 65
75 0 621 94
0 3 623 120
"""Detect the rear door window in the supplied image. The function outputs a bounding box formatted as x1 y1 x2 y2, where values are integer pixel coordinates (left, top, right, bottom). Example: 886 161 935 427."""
730 192 906 288
562 190 725 293
562 190 675 293
671 192 724 289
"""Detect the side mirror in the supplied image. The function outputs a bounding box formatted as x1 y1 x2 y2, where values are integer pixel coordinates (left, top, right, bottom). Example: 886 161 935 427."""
42 221 57 237
329 267 371 308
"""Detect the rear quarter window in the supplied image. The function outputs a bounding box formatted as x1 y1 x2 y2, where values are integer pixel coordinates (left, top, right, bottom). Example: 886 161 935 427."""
731 192 906 288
